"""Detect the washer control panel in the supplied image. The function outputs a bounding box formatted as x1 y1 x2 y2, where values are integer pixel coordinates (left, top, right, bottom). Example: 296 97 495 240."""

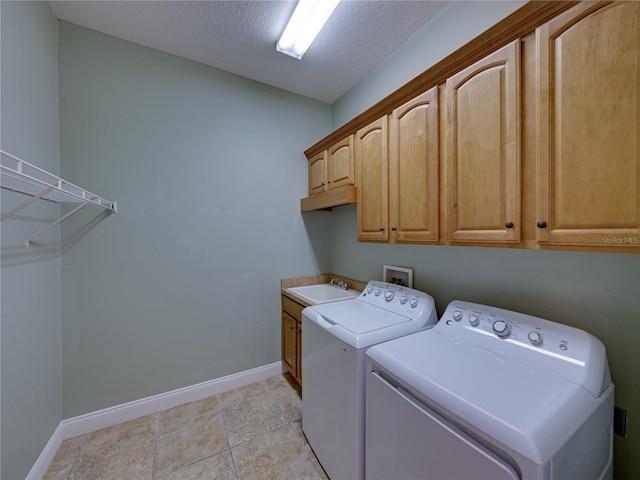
359 281 432 319
440 300 588 357
438 300 611 399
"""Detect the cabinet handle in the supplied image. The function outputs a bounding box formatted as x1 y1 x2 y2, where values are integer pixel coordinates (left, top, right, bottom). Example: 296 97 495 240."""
391 226 397 231
505 222 514 229
379 227 385 231
537 221 547 229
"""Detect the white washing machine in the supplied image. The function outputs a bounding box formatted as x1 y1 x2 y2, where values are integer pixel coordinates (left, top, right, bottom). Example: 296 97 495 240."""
365 300 614 480
302 281 438 480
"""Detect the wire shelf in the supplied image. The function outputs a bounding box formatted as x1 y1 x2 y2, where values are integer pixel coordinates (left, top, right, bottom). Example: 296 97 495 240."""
1 149 117 246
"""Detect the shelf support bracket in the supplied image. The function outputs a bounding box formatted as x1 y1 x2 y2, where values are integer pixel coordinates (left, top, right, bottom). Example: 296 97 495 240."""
1 185 56 222
26 202 88 247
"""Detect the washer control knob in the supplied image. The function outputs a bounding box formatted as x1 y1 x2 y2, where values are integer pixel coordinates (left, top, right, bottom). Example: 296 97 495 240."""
366 287 373 294
384 291 395 302
410 299 418 308
452 310 463 321
492 320 511 338
468 315 479 326
528 331 543 345
374 289 381 296
399 295 408 305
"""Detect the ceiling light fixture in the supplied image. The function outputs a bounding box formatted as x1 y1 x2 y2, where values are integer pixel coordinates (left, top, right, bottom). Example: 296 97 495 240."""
277 0 340 60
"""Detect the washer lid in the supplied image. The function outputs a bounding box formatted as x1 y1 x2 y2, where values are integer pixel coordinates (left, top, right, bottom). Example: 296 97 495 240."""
303 300 429 349
309 299 410 332
366 329 610 465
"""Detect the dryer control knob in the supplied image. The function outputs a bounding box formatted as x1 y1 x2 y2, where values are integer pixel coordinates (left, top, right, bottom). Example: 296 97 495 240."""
399 295 408 305
452 310 463 321
384 291 394 302
367 287 373 294
492 321 511 338
410 299 418 308
468 315 479 326
374 289 381 296
528 331 543 345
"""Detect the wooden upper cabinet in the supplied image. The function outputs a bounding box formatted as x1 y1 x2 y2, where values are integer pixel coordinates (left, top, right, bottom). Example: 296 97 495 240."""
445 40 521 243
327 136 355 189
535 2 639 249
304 2 637 252
307 136 354 196
308 151 327 195
357 116 389 242
390 86 439 243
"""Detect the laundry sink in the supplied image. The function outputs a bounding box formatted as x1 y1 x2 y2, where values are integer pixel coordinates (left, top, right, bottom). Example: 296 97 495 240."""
287 283 360 305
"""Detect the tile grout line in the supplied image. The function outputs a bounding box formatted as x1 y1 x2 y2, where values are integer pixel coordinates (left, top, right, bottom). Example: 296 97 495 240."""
155 396 232 479
226 378 294 479
263 378 328 479
150 413 160 480
274 380 330 480
63 434 86 480
218 395 240 480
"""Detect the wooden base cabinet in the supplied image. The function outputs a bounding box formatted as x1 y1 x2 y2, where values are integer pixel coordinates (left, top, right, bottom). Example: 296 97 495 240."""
281 295 303 385
535 2 639 249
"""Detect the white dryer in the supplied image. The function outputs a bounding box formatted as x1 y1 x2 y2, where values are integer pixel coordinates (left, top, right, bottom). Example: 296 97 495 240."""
302 281 438 480
365 300 614 480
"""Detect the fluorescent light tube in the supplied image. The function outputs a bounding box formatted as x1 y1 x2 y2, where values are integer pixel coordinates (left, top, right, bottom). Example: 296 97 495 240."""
277 0 340 59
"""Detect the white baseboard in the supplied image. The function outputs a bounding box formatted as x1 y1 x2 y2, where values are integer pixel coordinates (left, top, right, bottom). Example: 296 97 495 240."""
27 362 283 479
26 423 64 480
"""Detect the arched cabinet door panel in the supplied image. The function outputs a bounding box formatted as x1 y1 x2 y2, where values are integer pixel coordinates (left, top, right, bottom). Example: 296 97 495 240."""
327 135 354 189
308 151 327 196
446 40 521 244
536 2 639 249
390 86 440 244
357 117 389 242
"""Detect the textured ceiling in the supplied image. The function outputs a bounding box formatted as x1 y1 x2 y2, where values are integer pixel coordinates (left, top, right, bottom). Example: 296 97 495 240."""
48 1 447 104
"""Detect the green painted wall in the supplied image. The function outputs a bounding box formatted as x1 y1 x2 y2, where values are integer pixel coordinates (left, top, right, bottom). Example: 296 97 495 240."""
328 2 640 478
0 2 62 478
58 22 333 418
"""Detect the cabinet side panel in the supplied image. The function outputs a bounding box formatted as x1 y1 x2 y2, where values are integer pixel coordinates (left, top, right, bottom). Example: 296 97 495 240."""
282 312 297 378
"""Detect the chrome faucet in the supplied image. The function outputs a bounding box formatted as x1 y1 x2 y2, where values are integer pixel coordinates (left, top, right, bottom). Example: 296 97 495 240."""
330 277 348 290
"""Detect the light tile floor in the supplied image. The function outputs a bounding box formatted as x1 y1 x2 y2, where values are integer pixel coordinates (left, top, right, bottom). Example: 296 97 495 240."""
43 374 329 480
